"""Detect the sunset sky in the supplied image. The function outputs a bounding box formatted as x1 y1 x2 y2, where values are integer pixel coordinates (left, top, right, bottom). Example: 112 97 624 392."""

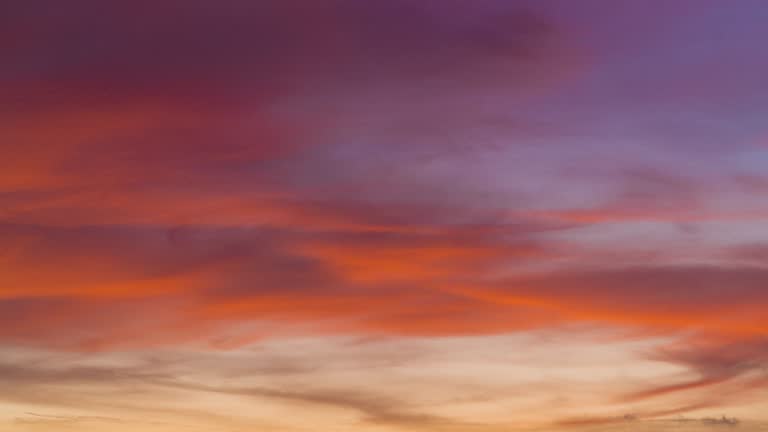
3 1 768 431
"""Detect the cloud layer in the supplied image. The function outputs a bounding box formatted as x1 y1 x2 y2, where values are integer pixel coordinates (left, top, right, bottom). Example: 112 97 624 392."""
3 0 768 430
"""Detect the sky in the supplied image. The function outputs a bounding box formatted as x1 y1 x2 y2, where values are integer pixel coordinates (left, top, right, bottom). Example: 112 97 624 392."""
2 0 768 431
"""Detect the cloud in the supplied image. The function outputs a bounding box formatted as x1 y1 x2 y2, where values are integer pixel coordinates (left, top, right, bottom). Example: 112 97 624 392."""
429 266 768 409
627 338 768 400
555 410 754 432
1 0 566 172
0 0 579 356
492 266 768 334
14 412 127 427
3 1 768 427
164 380 453 429
1 0 573 219
3 0 562 100
0 357 167 387
725 243 768 264
0 198 569 348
